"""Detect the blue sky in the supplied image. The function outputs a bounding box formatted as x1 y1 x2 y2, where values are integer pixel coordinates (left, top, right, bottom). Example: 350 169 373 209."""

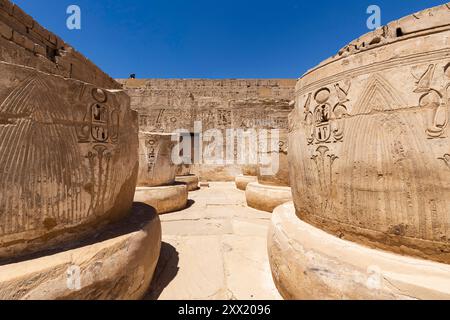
13 0 448 79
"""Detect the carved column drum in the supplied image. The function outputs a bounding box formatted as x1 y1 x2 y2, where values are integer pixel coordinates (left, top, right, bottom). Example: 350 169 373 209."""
176 164 192 176
289 5 450 263
257 130 290 187
0 65 139 260
242 165 258 177
137 132 177 187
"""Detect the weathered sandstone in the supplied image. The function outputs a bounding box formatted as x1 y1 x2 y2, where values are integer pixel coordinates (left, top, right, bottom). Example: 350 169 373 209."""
135 132 188 213
135 184 188 215
289 3 450 264
137 132 177 187
0 60 139 260
0 0 160 300
235 175 258 191
118 79 296 181
269 203 450 300
0 0 119 89
175 175 200 192
246 130 292 212
246 183 292 213
268 3 450 300
0 203 161 300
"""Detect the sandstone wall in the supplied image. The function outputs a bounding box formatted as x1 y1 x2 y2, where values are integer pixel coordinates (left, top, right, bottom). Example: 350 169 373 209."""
289 3 450 263
119 79 296 181
0 0 120 89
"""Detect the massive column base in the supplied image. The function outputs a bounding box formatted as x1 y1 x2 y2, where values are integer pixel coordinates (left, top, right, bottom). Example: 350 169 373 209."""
268 202 450 300
0 203 161 300
235 175 258 191
175 175 200 191
134 183 188 214
245 182 292 213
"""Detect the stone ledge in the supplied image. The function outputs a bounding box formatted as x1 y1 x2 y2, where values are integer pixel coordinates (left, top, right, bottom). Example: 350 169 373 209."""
175 175 200 192
235 175 258 191
134 184 189 214
0 203 162 300
246 182 292 213
268 202 450 300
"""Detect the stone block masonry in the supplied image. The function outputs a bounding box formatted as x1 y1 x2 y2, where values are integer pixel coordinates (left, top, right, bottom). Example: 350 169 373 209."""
0 0 120 89
118 79 297 181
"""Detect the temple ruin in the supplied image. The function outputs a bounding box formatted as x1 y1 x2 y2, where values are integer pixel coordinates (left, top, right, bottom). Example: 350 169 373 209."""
0 0 449 300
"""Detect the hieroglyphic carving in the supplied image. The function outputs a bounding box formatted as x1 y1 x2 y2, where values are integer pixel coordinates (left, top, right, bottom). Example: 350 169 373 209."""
85 145 112 214
311 146 338 195
217 109 232 127
438 154 450 170
77 88 120 144
304 82 349 145
414 63 450 138
278 140 288 154
145 137 159 176
77 88 121 215
139 108 192 132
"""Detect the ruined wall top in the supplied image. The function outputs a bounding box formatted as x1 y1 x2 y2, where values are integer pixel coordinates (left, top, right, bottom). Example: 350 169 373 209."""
0 0 120 89
301 3 450 80
118 78 297 104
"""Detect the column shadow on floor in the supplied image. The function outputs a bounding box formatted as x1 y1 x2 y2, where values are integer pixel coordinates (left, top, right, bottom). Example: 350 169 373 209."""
144 241 180 300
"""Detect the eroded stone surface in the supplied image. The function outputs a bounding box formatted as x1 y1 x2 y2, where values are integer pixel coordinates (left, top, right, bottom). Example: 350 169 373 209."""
0 0 119 89
0 1 162 301
257 130 290 187
289 4 450 263
118 79 296 181
137 132 177 187
269 203 450 300
145 182 282 300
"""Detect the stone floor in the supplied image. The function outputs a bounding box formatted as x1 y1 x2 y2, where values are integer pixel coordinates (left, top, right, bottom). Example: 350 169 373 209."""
145 182 282 300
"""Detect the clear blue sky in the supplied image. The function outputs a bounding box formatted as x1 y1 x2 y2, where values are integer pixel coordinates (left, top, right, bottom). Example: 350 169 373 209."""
13 0 448 79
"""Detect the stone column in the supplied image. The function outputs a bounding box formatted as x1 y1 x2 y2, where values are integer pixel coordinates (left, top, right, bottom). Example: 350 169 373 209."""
175 133 200 191
0 0 161 299
245 130 293 212
134 132 189 214
268 4 450 299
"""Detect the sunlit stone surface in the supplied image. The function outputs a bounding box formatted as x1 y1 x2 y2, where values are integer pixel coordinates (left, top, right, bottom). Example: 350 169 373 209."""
270 3 450 299
246 130 293 212
0 0 160 300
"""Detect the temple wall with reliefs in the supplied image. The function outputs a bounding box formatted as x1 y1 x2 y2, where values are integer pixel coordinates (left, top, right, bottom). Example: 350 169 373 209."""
118 79 296 181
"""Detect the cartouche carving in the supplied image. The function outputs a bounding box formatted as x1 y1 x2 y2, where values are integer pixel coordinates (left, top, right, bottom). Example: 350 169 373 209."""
304 82 349 145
